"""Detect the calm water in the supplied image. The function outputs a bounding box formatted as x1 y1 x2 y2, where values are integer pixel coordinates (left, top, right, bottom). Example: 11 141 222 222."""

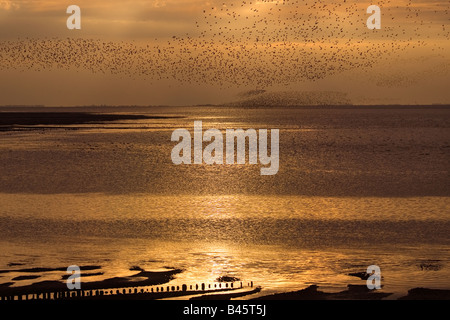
0 106 449 299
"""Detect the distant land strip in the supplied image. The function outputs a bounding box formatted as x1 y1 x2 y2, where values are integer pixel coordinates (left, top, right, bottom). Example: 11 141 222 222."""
0 112 183 127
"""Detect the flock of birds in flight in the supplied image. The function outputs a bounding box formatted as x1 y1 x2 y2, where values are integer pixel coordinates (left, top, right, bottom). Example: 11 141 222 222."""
0 0 448 88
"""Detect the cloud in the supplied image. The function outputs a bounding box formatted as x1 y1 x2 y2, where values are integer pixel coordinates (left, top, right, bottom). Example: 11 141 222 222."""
153 0 167 8
0 0 19 10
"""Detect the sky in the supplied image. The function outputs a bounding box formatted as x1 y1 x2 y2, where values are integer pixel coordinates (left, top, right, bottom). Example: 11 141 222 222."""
0 0 449 106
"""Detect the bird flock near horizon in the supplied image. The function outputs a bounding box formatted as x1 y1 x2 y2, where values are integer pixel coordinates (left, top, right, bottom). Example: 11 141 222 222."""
0 0 448 89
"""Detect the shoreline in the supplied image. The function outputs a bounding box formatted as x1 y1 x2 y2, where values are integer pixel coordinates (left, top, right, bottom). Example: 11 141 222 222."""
0 267 183 296
1 266 449 300
2 283 449 300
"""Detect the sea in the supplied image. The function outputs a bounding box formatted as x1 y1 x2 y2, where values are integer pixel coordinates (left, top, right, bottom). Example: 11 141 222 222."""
0 105 449 299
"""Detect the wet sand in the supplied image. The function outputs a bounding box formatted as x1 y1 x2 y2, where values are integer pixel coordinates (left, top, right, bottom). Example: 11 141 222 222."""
253 285 450 300
1 265 449 300
253 285 392 300
0 267 182 296
0 265 101 274
398 288 450 300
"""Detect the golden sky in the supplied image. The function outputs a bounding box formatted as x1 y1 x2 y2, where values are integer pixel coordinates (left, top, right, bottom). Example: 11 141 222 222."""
0 0 449 105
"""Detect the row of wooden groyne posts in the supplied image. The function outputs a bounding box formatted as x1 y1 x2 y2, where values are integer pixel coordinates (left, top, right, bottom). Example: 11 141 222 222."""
0 281 254 301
